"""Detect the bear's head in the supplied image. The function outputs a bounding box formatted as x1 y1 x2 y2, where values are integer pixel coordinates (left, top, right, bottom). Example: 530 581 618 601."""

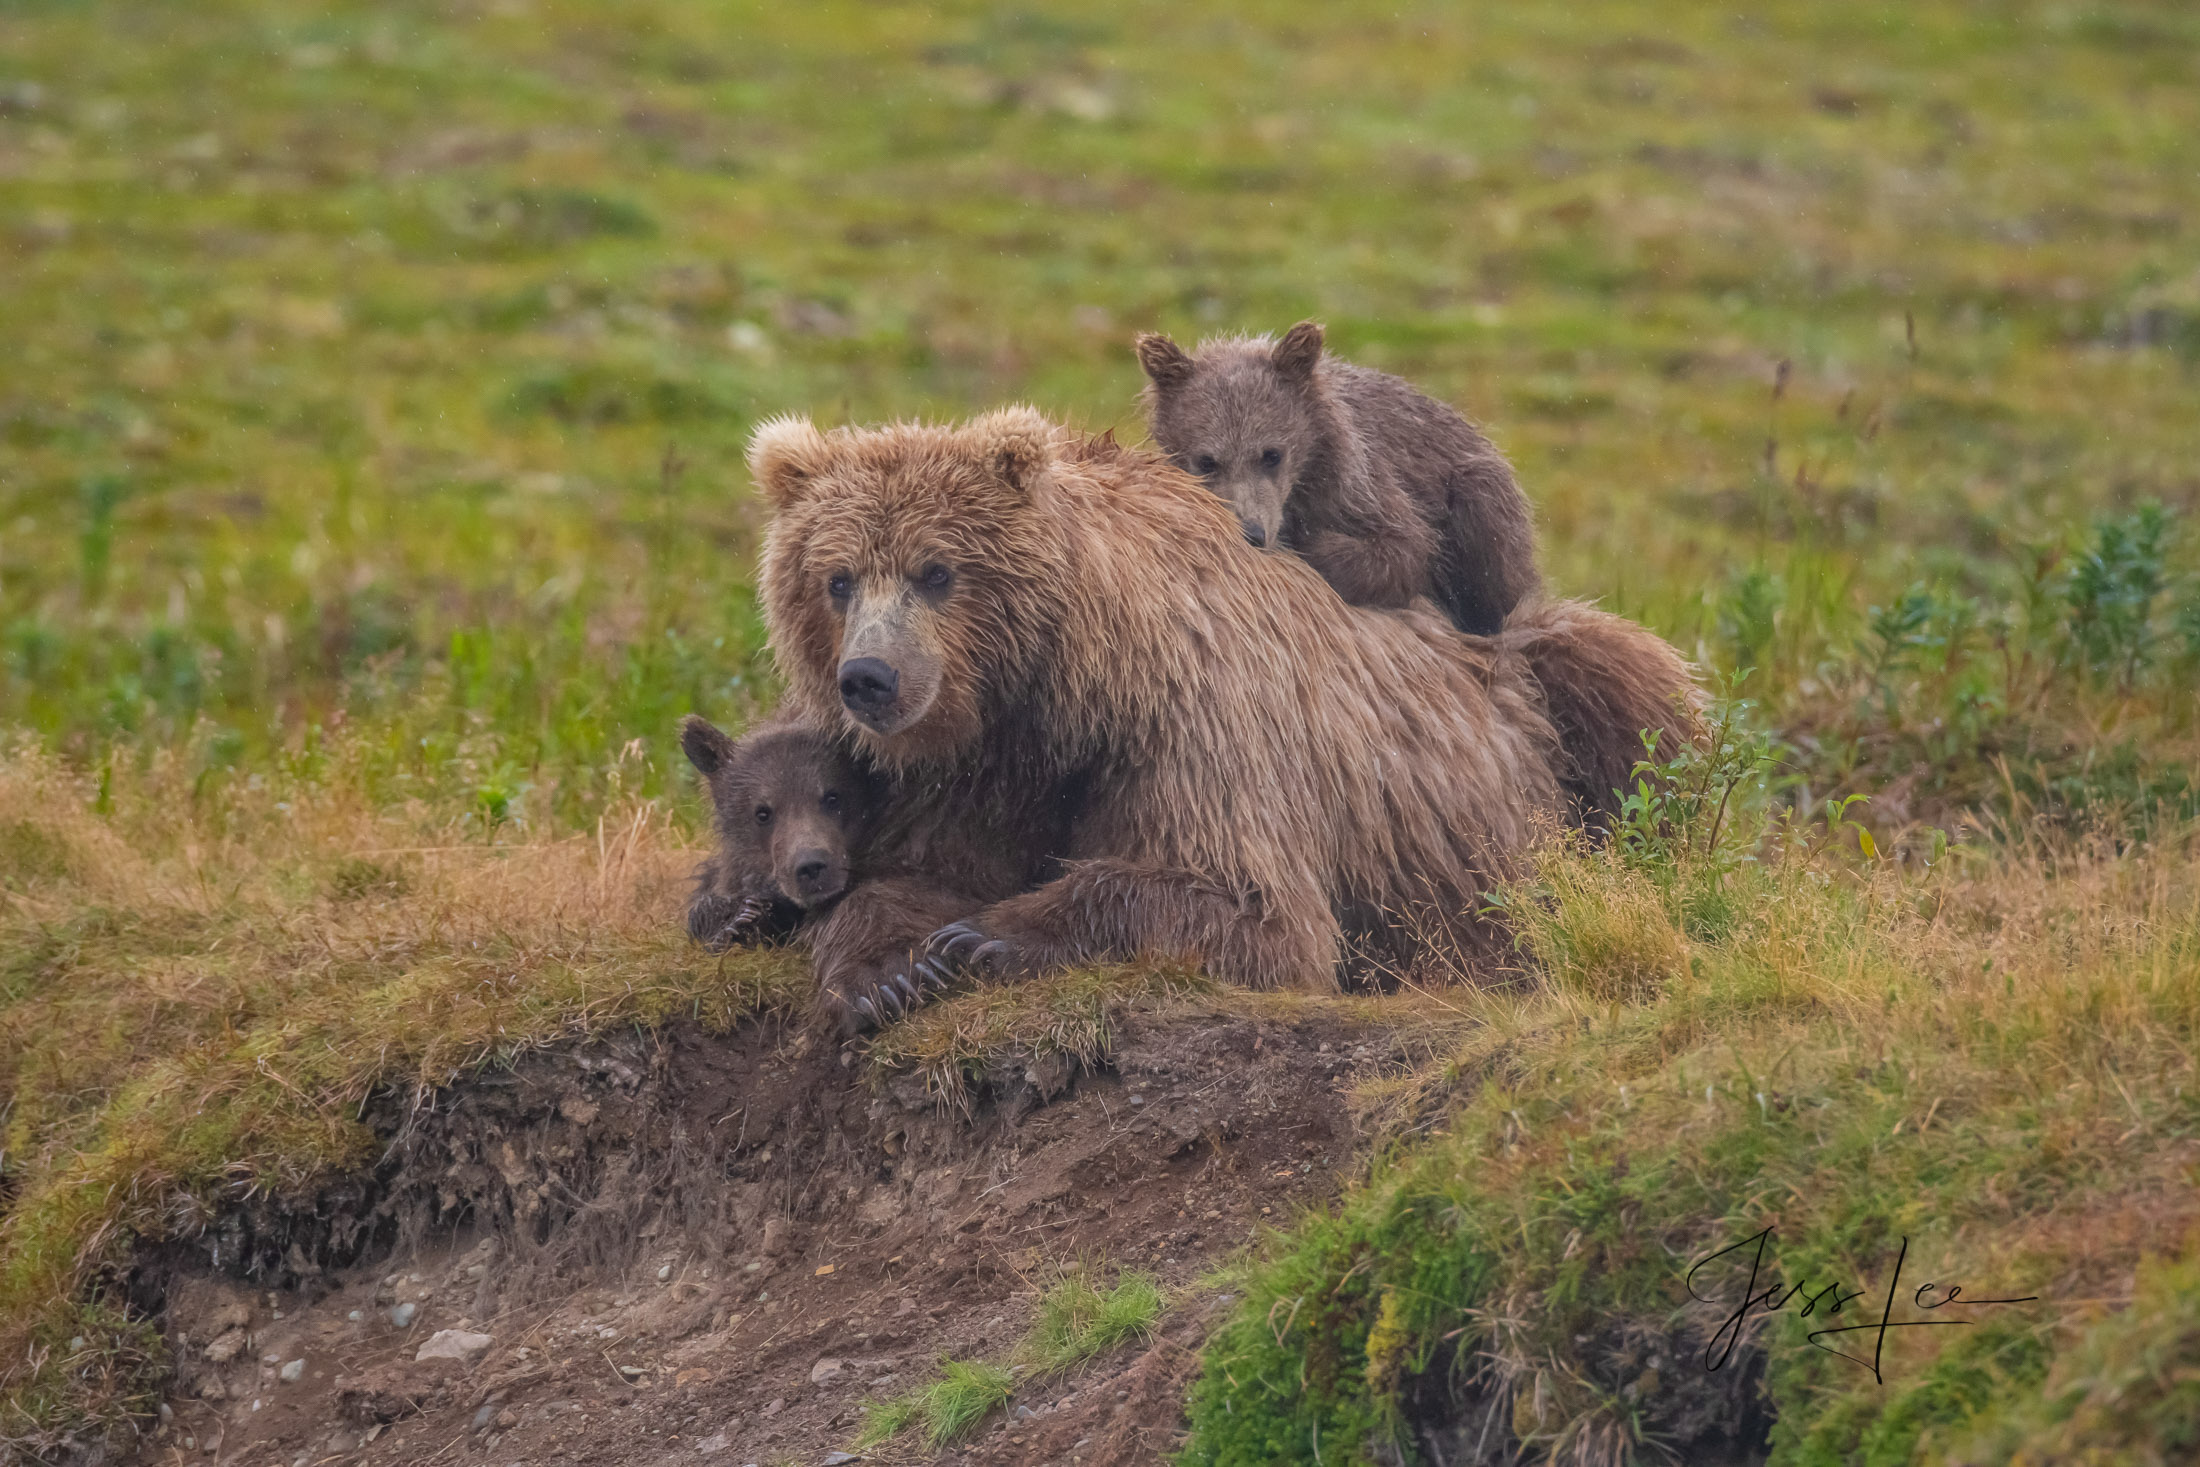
1137 320 1327 553
751 407 1067 768
680 715 878 913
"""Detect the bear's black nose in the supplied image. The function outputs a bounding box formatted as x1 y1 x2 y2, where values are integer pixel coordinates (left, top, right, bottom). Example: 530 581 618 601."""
1243 521 1268 548
793 853 830 888
839 657 899 717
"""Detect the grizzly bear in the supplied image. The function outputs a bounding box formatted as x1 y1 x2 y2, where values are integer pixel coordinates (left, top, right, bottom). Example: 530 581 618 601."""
1137 320 1539 636
678 714 883 950
752 406 1598 1028
1499 599 1702 829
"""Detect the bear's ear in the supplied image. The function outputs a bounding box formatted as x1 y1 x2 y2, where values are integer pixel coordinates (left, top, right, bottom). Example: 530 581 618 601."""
680 714 735 777
969 404 1056 498
746 415 831 509
1272 320 1325 381
1136 332 1195 389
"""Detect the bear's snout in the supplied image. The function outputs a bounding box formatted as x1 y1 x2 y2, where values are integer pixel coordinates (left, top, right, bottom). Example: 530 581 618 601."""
838 657 900 721
1242 519 1268 548
788 848 844 904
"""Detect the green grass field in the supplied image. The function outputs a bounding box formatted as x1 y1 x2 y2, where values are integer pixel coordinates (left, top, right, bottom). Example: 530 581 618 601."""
4 0 2200 1459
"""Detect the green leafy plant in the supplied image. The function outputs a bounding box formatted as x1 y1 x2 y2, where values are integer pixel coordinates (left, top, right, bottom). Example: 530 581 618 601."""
1613 688 1781 873
2063 503 2170 690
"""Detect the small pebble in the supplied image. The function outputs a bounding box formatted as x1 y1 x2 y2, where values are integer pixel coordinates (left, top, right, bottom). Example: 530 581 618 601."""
347 1310 363 1322
656 1264 672 1282
279 1359 304 1383
389 1302 417 1328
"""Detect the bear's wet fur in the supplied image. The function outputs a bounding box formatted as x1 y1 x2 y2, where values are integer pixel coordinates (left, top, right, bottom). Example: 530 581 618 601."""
751 407 1620 1028
679 714 885 950
1137 320 1540 636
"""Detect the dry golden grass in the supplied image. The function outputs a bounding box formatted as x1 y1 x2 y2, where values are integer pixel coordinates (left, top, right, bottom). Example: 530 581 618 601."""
0 739 807 1448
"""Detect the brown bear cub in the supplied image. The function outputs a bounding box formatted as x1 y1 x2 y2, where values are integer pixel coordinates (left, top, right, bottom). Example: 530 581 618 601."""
1137 320 1539 635
679 714 880 950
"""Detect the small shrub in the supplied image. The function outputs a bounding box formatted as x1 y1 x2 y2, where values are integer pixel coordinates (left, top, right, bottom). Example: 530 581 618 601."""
2062 503 2169 689
1613 690 1783 873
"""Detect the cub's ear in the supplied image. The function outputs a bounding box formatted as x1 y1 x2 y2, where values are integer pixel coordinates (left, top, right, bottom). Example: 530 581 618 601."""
969 404 1057 497
1136 332 1195 389
1272 320 1325 381
746 415 830 509
680 714 736 777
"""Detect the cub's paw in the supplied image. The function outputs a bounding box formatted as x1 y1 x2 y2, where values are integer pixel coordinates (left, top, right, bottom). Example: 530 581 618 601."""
690 893 782 952
918 921 1019 980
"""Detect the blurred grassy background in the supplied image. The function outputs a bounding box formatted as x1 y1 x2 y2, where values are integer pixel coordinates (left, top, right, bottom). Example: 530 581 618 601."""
5 0 2197 826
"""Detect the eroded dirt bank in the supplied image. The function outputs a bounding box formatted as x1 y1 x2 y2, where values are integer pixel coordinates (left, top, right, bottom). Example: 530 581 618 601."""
122 1003 1412 1467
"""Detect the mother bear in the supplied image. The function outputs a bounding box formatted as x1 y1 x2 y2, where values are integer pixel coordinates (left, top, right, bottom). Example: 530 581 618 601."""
751 407 1687 1028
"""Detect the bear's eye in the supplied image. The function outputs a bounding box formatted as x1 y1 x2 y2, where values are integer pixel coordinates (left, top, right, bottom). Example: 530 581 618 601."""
918 562 953 594
827 573 852 603
1260 447 1283 470
1191 454 1219 476
820 790 842 815
753 804 773 826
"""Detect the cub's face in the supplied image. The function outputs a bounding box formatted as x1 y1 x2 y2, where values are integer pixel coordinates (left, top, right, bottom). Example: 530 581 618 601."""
750 410 1060 768
1138 321 1326 552
681 717 875 910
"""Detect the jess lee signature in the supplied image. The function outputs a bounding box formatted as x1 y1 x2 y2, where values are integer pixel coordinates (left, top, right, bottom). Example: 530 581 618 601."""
1687 1229 2038 1382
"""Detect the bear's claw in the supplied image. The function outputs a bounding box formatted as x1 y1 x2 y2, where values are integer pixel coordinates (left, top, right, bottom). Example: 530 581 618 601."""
919 919 1012 976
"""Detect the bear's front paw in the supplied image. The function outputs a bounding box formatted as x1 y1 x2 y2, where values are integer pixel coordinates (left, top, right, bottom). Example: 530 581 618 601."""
919 921 1017 979
829 950 954 1034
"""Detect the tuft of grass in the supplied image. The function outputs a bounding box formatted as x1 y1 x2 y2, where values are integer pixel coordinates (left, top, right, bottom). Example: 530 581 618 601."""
923 1358 1017 1444
852 1263 1165 1454
1021 1263 1164 1376
850 1391 922 1451
855 1358 1017 1450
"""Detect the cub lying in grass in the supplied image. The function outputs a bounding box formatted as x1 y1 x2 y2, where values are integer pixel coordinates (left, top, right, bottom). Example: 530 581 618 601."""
680 714 881 949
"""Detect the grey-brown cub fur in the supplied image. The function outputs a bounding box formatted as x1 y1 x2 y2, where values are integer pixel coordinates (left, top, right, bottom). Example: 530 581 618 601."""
1137 320 1540 635
679 714 881 949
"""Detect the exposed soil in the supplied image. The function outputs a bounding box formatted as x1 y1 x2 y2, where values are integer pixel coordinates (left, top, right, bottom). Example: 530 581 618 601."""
118 1003 1410 1467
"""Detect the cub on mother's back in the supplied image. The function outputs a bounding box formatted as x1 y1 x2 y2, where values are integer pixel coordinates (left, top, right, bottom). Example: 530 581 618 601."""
1138 320 1539 635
